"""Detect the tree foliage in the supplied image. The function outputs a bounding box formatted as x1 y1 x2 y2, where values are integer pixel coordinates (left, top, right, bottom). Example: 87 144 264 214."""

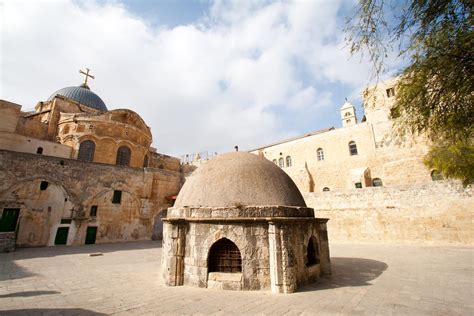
346 0 473 184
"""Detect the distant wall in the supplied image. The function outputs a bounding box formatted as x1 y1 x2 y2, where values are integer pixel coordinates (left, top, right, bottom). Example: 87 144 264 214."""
305 182 473 245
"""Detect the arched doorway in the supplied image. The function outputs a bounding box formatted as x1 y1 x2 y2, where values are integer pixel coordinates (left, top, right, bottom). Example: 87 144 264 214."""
306 237 320 266
208 238 242 273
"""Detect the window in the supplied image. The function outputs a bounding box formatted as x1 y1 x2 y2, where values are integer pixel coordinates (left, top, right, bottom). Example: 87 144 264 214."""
322 187 330 192
306 237 320 266
317 148 324 161
431 170 444 181
278 157 284 168
349 141 358 156
286 156 292 167
116 146 131 166
272 159 277 165
355 182 362 189
386 87 395 98
36 147 43 154
345 112 351 117
60 219 72 224
78 140 95 162
112 190 122 204
90 205 98 217
208 238 242 273
40 181 48 191
346 119 351 124
372 178 383 187
143 155 149 168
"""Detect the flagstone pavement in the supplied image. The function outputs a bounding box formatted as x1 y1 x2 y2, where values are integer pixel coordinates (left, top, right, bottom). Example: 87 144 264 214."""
0 241 473 315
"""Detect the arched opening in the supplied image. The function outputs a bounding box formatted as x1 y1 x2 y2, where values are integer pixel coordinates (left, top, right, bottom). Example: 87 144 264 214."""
78 140 95 162
286 156 292 167
431 169 444 181
208 238 242 273
278 157 284 168
348 141 358 156
372 178 383 187
116 146 131 166
306 237 320 267
36 147 43 154
143 155 149 167
322 187 330 192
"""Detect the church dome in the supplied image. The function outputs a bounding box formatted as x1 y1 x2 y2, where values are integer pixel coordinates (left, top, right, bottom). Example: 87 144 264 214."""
175 152 306 208
48 85 108 112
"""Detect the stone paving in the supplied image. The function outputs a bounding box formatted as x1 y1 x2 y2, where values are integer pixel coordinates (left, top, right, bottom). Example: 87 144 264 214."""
0 241 472 315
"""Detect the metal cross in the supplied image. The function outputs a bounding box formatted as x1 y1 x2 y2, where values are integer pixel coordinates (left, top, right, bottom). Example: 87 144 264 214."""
79 68 95 86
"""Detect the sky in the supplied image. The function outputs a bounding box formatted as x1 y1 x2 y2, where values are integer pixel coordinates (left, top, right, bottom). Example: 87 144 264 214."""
0 0 402 158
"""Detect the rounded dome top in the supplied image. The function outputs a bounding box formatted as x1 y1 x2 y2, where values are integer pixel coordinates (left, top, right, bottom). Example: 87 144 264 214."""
48 85 107 112
175 152 306 208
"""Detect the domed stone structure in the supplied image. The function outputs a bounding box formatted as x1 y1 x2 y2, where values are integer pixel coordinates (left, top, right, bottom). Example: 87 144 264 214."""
162 152 331 293
48 85 108 112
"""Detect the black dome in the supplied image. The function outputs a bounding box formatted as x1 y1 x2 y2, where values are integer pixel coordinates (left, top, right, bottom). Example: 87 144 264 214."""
48 85 107 112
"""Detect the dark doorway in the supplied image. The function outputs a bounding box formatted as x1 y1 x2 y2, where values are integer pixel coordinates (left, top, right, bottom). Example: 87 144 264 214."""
208 238 242 273
54 227 69 245
85 227 97 245
0 208 20 232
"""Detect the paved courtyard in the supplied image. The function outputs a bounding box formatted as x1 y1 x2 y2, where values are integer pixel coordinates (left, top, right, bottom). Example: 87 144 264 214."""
0 241 472 315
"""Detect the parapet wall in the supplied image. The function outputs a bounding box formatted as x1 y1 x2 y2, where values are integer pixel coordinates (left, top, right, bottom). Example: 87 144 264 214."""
304 181 473 245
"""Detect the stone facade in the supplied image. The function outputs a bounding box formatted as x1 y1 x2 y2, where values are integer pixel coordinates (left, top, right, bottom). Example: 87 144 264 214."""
304 181 473 245
0 77 183 250
249 78 432 192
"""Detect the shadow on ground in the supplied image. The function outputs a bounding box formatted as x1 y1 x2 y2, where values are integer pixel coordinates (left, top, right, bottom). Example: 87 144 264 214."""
0 240 162 261
0 262 36 282
0 309 105 315
0 290 60 298
300 257 388 292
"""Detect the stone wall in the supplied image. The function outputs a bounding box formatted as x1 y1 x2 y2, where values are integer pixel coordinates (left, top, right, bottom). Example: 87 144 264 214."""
0 149 182 247
304 181 473 245
0 232 15 252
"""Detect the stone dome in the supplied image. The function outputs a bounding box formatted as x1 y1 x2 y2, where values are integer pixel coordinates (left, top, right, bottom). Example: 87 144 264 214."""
175 152 306 208
48 85 107 112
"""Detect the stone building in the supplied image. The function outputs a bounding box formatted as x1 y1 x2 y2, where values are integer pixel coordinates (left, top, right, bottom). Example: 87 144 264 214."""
248 78 472 245
249 78 432 192
0 70 183 251
162 152 331 293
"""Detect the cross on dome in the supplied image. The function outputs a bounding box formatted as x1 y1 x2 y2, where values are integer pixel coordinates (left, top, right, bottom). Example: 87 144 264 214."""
79 68 95 89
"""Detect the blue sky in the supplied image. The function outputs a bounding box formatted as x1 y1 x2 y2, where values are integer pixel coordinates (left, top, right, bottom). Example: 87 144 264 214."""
1 0 401 157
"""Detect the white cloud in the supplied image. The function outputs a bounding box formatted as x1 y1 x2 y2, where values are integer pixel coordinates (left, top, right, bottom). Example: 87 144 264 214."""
1 0 376 157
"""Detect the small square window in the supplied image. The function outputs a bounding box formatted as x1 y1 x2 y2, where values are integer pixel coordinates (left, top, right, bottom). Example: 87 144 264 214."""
112 190 122 204
355 182 362 189
386 88 395 98
90 205 98 217
40 181 49 191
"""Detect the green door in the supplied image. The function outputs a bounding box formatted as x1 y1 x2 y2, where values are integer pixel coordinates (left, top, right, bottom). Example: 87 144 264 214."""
54 227 69 245
0 208 20 232
85 227 97 245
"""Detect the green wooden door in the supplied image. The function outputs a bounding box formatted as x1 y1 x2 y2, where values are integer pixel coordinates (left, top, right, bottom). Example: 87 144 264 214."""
54 227 69 245
0 208 20 232
85 227 97 245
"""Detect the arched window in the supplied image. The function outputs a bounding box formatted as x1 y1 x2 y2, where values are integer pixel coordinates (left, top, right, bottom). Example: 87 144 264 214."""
322 187 330 192
77 140 95 162
278 157 284 168
143 155 149 168
349 141 358 156
272 159 277 165
36 147 43 154
317 148 324 161
345 112 351 117
431 170 444 181
208 238 242 273
116 146 131 166
372 178 383 187
306 237 320 266
286 156 292 167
